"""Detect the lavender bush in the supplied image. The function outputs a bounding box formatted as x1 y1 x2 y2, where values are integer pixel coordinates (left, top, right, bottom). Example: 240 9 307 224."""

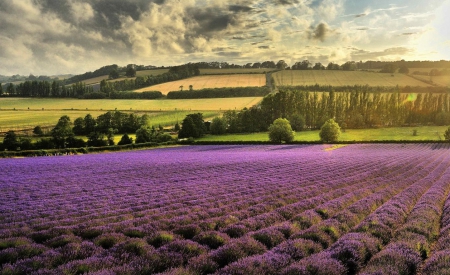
1 144 450 274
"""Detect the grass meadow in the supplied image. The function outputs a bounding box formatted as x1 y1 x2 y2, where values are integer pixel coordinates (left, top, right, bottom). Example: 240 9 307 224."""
198 126 449 142
273 70 430 87
0 110 220 135
134 74 267 94
0 97 262 131
0 97 262 111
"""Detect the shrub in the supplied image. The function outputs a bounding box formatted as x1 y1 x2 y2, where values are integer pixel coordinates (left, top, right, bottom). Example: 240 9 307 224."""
319 119 341 143
361 242 421 275
173 225 201 240
328 233 381 274
251 228 286 249
281 252 347 275
118 134 133 145
211 237 266 268
158 240 208 265
268 118 294 143
44 234 82 248
193 231 230 249
273 239 323 260
223 224 248 238
123 228 146 238
74 226 104 240
94 233 125 249
187 254 219 274
147 231 176 248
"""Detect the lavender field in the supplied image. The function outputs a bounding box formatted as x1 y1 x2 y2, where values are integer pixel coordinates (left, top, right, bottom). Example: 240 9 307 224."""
1 144 450 275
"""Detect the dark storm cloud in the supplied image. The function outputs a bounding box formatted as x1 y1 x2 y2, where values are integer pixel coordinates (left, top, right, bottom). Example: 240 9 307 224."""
273 0 299 5
308 23 328 42
229 5 254 13
188 6 237 34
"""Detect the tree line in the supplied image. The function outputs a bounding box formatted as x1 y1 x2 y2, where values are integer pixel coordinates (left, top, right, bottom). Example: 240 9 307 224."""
0 64 200 98
197 86 450 137
0 111 173 151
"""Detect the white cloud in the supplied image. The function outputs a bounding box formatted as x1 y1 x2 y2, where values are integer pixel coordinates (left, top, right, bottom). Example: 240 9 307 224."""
70 1 95 23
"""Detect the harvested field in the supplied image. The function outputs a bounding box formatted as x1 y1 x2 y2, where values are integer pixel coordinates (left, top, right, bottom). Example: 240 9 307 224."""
134 75 267 95
200 68 276 74
413 74 450 87
0 97 262 111
273 70 430 87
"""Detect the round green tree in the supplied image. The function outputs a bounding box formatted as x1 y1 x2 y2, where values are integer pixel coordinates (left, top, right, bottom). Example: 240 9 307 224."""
268 118 294 143
210 117 227 135
319 119 341 143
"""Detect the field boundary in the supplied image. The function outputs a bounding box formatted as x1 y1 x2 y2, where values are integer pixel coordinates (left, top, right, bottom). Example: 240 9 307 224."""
192 140 450 145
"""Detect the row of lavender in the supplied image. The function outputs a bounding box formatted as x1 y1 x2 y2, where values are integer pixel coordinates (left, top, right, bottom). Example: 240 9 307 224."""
1 144 450 274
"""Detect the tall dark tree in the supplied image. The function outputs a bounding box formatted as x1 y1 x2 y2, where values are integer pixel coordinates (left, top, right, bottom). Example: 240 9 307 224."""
276 60 288 70
2 130 19 151
210 117 227 135
7 83 15 95
51 115 74 148
313 62 325 70
84 114 96 134
118 134 133 145
109 69 120 79
0 82 3 96
126 64 137 77
398 65 409 74
73 117 85 135
135 126 153 143
178 116 198 139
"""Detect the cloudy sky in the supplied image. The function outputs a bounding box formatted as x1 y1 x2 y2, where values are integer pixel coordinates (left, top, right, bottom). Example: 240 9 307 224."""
0 0 449 76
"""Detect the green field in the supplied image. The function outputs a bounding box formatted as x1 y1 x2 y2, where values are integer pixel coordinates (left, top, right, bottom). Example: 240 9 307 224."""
273 70 430 87
0 97 262 131
198 126 448 142
199 68 276 75
0 97 262 111
0 110 220 133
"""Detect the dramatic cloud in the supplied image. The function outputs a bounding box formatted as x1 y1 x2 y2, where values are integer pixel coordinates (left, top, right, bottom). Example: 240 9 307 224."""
308 23 329 42
0 0 448 75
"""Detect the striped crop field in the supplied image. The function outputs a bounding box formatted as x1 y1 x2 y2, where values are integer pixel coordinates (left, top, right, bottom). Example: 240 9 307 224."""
413 74 450 87
2 144 450 274
273 70 430 87
0 97 262 111
134 74 267 95
199 68 276 75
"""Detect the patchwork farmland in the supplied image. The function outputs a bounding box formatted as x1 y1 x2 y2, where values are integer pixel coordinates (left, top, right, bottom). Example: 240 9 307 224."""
0 97 262 130
1 144 450 274
134 74 267 95
273 70 431 87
